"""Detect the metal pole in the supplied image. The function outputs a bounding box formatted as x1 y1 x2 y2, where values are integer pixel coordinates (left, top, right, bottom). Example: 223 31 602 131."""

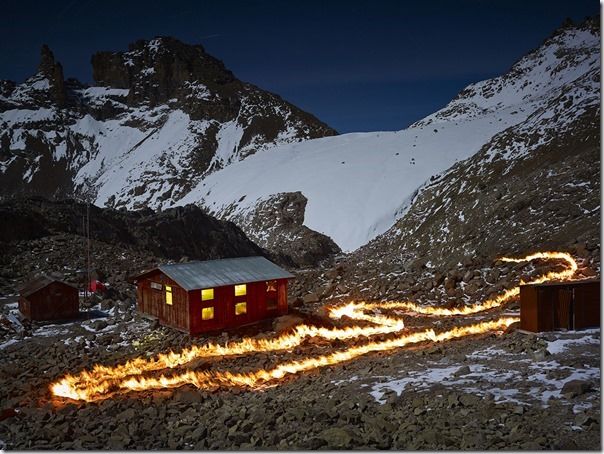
87 202 91 303
82 206 88 299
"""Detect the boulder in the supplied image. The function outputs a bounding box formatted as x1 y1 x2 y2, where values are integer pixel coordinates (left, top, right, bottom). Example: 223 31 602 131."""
273 315 304 333
303 293 320 304
453 365 471 377
319 427 353 448
561 380 592 398
91 319 108 331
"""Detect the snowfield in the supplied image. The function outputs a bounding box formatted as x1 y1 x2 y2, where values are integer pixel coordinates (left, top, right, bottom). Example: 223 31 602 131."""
175 25 599 251
177 107 529 251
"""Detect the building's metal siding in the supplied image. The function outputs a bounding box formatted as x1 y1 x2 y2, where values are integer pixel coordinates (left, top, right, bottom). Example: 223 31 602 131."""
520 279 600 332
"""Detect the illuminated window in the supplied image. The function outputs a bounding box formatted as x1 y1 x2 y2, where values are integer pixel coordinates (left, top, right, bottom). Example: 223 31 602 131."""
235 302 247 315
234 284 247 297
202 306 214 320
201 288 214 301
165 285 173 305
266 280 277 292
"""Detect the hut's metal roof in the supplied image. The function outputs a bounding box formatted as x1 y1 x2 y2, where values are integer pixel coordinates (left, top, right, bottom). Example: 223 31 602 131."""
20 275 78 297
158 256 294 291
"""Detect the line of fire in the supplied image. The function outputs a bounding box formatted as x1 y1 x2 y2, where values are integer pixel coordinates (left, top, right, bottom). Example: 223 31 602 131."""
30 250 597 403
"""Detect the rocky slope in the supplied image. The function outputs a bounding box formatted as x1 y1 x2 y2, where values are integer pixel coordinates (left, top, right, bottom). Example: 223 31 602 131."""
0 37 336 208
221 191 341 268
177 18 600 255
0 196 266 276
326 22 601 304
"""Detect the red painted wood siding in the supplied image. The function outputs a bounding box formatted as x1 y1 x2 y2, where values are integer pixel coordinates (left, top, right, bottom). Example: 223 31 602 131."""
188 279 290 335
137 273 291 334
19 282 79 321
136 271 189 332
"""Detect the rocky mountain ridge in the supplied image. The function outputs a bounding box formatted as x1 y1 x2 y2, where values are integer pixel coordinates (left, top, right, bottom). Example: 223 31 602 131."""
0 196 265 264
180 17 600 256
0 37 336 208
320 17 601 304
0 18 600 267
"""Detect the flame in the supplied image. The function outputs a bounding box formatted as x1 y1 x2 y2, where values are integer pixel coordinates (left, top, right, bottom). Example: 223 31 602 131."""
379 251 578 316
50 251 578 402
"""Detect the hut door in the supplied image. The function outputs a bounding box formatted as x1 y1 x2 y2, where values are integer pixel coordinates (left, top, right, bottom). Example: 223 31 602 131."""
142 288 151 314
556 288 573 330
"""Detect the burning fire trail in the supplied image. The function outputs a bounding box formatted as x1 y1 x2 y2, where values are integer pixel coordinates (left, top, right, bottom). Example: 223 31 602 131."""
118 317 517 395
376 251 578 316
50 251 578 402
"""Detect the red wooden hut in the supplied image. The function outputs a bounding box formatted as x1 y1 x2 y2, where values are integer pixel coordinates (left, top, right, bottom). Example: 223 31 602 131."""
19 276 79 321
133 256 294 334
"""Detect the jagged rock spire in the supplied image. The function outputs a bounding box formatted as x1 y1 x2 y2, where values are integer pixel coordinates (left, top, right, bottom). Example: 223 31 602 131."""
38 44 66 107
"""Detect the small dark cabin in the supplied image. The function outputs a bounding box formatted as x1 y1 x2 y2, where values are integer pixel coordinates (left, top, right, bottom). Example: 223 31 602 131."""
19 276 79 321
519 278 600 332
133 256 294 334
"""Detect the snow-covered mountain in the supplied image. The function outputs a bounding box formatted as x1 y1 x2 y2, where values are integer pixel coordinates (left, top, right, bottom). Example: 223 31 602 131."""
0 37 335 207
0 19 599 264
176 18 599 252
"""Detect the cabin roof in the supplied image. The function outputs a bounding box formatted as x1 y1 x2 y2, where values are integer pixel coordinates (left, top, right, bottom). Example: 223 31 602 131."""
144 256 294 291
20 275 78 298
521 278 600 288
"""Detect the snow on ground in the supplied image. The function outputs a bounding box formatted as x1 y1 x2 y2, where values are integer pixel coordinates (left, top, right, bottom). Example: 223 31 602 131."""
367 329 600 409
0 339 19 350
545 329 600 354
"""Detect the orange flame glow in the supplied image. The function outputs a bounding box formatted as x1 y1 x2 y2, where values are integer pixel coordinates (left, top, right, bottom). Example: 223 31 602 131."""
49 251 578 402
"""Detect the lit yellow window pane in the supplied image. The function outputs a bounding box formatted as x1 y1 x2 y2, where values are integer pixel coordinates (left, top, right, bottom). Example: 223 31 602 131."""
234 284 246 296
201 288 214 301
202 306 214 320
235 302 247 315
165 285 173 305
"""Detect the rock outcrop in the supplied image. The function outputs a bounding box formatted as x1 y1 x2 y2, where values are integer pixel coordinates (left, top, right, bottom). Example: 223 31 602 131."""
0 37 337 208
38 45 66 107
222 192 341 267
0 196 266 262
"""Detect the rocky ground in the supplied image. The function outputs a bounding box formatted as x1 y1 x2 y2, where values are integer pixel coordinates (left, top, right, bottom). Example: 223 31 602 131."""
0 201 600 450
0 242 601 449
0 306 599 450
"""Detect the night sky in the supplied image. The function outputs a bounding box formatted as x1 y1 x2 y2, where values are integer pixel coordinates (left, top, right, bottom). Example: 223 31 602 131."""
0 0 599 133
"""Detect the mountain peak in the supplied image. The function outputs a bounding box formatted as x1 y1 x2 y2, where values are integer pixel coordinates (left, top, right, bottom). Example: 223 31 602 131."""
92 35 235 106
34 44 67 106
38 44 57 76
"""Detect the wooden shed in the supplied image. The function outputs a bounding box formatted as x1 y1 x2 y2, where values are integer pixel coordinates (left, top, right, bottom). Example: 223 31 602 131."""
19 276 79 321
133 256 294 334
519 278 600 332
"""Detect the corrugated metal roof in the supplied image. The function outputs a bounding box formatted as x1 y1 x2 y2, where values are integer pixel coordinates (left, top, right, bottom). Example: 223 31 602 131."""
158 256 294 291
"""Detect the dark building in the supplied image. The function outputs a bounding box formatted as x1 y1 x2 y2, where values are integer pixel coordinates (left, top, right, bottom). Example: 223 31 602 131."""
133 256 294 334
19 276 79 321
519 278 600 332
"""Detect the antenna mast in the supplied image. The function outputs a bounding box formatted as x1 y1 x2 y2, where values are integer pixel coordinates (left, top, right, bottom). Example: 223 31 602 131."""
87 201 91 301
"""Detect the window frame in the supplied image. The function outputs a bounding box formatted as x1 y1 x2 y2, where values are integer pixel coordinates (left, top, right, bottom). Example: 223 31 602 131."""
235 301 247 316
201 288 214 301
202 306 215 321
165 285 173 305
234 284 247 297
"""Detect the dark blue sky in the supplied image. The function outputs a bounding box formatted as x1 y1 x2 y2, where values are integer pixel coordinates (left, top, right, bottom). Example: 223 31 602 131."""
0 0 599 133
